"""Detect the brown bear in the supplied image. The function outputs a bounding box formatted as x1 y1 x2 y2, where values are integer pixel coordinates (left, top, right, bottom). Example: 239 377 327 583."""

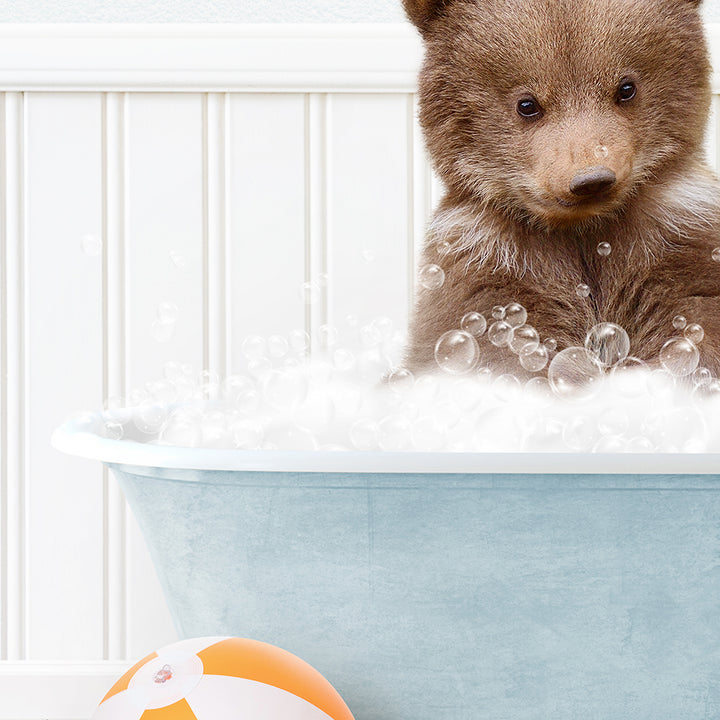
403 0 720 381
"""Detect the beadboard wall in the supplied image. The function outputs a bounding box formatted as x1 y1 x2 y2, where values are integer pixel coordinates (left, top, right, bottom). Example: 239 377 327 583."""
1 23 720 719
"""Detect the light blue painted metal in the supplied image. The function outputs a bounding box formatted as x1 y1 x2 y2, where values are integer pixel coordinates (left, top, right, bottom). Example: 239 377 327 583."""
110 463 720 720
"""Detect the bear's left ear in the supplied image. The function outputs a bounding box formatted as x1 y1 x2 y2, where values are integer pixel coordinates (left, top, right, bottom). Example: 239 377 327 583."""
403 0 451 34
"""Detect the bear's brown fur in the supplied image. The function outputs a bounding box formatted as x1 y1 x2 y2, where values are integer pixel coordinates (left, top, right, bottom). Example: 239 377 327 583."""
403 0 720 378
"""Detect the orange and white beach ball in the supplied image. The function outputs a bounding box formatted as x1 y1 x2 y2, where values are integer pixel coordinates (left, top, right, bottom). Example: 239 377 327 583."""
92 636 355 720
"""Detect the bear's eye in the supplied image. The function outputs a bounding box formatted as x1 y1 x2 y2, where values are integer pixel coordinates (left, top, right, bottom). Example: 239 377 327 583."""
616 80 637 103
517 97 542 119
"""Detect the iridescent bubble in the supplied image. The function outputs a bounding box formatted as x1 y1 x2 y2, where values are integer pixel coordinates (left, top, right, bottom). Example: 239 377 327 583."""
488 320 513 347
672 315 687 330
712 247 720 262
659 337 700 377
434 330 480 375
509 324 540 354
684 323 704 344
492 305 506 320
576 283 591 298
548 346 604 400
519 343 549 372
584 322 631 368
419 263 446 290
597 242 611 257
460 312 487 338
594 145 609 160
504 302 528 328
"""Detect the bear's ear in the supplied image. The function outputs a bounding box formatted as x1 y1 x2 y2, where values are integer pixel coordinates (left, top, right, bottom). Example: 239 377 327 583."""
403 0 450 34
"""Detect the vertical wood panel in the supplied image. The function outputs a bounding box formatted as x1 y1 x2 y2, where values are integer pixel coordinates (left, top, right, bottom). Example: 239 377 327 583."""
227 93 307 367
325 93 411 351
1 92 26 661
124 93 199 657
24 93 104 660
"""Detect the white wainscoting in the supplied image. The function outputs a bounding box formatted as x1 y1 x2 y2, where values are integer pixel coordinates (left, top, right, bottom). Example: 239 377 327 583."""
0 23 720 719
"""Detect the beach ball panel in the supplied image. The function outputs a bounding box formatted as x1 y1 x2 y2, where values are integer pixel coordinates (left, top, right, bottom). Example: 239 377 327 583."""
187 675 336 719
141 698 196 719
102 651 158 703
155 636 228 658
91 689 145 720
129 649 204 709
198 638 353 720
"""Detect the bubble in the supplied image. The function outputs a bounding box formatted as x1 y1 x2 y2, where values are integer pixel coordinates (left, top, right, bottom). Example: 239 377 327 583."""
693 367 713 387
349 419 379 450
434 330 480 375
151 318 175 343
329 348 353 373
563 415 598 451
659 337 700 377
597 241 612 257
159 411 200 447
584 322 631 368
132 401 167 435
436 240 452 256
672 315 687 330
627 436 654 453
262 369 309 410
267 335 289 358
419 264 446 290
201 410 230 447
593 435 627 453
163 360 185 383
293 393 335 434
266 425 317 452
519 343 549 372
81 234 102 256
460 312 487 338
241 335 266 360
387 367 415 394
299 280 320 305
594 144 609 160
509 324 540 354
488 320 513 347
360 324 382 348
378 414 412 451
491 305 506 320
317 324 338 349
371 316 394 342
247 356 272 380
713 247 720 262
548 346 604 400
684 323 704 344
102 420 124 440
169 250 188 268
492 373 521 402
575 283 591 298
609 356 648 397
288 329 310 354
411 416 446 451
157 302 179 324
149 379 178 405
597 407 629 436
361 249 375 263
543 338 558 353
504 302 527 328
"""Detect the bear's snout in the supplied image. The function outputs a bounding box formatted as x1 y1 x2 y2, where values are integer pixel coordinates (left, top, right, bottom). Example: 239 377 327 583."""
569 167 617 197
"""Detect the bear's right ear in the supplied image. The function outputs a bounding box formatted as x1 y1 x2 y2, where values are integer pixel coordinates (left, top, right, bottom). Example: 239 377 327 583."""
403 0 449 34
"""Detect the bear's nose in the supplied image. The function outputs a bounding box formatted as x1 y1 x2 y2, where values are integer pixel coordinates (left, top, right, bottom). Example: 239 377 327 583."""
569 167 617 197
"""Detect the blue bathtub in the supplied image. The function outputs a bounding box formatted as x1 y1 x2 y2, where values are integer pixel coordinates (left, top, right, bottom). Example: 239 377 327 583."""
53 415 720 720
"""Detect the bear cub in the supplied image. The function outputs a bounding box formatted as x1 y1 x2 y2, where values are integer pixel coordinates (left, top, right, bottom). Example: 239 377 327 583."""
403 0 720 380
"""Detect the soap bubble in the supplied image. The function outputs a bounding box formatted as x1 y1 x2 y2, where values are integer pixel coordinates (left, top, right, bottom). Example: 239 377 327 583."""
593 435 627 453
299 280 320 305
519 343 549 372
609 356 648 397
548 346 603 400
361 249 375 263
693 367 713 387
333 348 356 373
159 410 201 447
289 329 310 354
460 312 487 338
598 407 629 436
360 323 382 348
436 240 452 256
157 302 179 324
492 305 505 320
659 337 700 377
387 367 415 394
102 420 124 441
230 417 263 449
585 322 630 368
163 360 185 383
626 436 654 453
712 247 720 262
504 303 527 328
378 414 412 451
241 335 266 360
132 401 168 434
597 242 612 257
434 330 480 374
562 415 598 451
149 379 178 405
575 283 591 298
523 377 554 406
672 315 687 330
411 416 446 451
350 419 379 450
81 234 102 256
543 338 558 353
594 145 609 160
488 320 513 348
317 324 338 349
293 392 335 434
492 373 521 402
684 323 704 344
267 335 289 358
419 263 446 290
262 369 308 410
266 425 318 451
509 325 540 354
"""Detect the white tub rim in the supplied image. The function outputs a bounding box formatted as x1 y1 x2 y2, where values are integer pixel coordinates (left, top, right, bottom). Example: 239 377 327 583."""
52 412 720 475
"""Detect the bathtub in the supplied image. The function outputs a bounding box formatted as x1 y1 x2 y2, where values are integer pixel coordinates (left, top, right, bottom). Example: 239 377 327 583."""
53 414 720 720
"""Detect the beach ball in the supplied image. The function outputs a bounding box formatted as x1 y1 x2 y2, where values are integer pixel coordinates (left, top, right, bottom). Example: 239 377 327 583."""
92 636 355 720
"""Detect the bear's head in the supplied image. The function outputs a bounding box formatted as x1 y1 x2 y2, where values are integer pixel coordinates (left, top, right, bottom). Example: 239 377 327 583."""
405 0 711 229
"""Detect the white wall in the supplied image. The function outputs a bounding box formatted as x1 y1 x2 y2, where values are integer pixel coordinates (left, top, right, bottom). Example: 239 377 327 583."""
0 0 717 24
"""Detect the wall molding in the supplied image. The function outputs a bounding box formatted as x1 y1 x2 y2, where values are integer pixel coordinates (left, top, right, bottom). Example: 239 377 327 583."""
0 24 423 93
0 661 130 719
